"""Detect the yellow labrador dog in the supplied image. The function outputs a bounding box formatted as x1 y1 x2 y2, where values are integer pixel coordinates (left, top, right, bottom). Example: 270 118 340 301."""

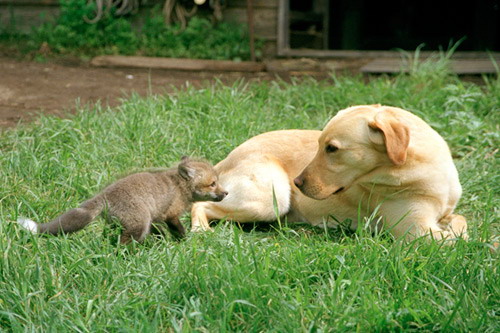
191 105 467 241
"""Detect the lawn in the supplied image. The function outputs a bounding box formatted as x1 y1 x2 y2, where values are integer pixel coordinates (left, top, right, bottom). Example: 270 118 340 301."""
0 59 499 331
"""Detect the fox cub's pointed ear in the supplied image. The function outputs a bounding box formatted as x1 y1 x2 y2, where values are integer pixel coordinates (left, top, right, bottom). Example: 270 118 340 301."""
368 111 410 166
178 163 196 180
180 156 190 162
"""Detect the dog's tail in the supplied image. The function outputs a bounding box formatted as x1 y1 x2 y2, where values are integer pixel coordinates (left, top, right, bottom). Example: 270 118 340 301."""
17 195 105 235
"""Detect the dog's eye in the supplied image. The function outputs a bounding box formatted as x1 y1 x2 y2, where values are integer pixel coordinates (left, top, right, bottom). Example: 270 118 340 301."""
325 144 338 153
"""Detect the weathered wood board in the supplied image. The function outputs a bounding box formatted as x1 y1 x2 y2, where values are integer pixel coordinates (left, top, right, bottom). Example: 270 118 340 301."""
361 58 500 74
91 55 266 72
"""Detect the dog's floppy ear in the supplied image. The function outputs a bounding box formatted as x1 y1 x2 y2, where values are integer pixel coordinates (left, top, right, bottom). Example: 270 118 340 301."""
368 111 410 166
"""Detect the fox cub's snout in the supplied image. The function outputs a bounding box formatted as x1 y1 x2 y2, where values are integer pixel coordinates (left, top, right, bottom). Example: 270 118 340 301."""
178 157 228 202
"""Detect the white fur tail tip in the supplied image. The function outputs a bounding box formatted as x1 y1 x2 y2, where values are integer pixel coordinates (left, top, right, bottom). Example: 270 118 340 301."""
17 217 39 233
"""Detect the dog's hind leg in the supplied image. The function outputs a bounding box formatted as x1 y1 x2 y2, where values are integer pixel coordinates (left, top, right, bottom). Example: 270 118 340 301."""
191 202 230 232
191 158 292 232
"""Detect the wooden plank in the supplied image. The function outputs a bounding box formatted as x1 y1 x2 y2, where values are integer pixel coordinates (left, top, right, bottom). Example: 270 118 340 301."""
278 48 500 60
262 41 277 58
0 0 163 5
0 0 58 5
90 55 265 72
450 59 499 74
360 58 409 73
227 0 278 8
0 6 59 31
0 0 276 8
360 58 499 74
266 58 323 72
224 8 277 39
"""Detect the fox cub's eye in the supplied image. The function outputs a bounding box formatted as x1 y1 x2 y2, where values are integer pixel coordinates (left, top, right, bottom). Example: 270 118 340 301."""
210 182 216 187
325 144 338 153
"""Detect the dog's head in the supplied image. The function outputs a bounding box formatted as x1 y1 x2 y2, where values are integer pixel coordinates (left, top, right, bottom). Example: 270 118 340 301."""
294 105 410 200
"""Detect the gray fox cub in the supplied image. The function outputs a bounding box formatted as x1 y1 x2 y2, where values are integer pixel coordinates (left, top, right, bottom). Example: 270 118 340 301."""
18 157 227 243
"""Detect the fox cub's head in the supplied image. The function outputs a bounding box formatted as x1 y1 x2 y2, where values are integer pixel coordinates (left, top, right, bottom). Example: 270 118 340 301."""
178 156 227 202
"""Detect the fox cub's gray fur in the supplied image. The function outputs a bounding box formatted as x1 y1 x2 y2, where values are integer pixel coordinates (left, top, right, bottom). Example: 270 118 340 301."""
18 157 227 243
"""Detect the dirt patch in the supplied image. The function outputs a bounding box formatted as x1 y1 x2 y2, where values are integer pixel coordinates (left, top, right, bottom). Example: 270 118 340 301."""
0 57 290 128
2 56 484 129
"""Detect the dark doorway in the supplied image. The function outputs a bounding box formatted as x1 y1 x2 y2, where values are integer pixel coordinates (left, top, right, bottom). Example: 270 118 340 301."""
287 0 500 52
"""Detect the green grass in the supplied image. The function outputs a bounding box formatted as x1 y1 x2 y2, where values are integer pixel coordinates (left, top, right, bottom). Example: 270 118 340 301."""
0 60 499 331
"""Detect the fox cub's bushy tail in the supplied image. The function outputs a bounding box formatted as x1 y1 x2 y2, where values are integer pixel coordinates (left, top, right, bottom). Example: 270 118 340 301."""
18 195 105 235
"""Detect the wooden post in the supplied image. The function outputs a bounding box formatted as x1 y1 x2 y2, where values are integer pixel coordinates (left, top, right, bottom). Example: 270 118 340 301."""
277 0 289 56
247 0 256 61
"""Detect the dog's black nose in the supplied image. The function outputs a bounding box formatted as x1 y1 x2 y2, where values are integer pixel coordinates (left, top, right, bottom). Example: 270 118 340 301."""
294 176 304 188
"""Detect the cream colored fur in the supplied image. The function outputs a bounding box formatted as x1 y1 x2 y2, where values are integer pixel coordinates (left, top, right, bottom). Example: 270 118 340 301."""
191 105 467 241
